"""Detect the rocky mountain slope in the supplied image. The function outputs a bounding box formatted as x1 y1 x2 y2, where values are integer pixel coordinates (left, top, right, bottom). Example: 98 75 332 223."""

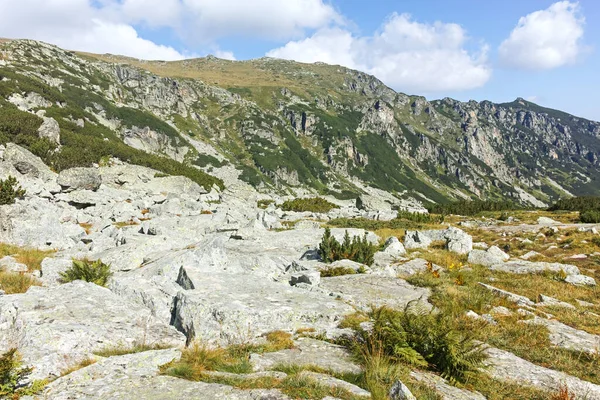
1 39 599 207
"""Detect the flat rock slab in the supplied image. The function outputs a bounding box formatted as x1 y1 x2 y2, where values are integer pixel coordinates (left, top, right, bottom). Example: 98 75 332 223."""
251 337 362 375
484 346 600 398
525 317 600 355
489 260 580 275
300 371 371 397
320 275 431 312
173 268 354 345
410 371 485 400
44 349 181 398
0 281 185 379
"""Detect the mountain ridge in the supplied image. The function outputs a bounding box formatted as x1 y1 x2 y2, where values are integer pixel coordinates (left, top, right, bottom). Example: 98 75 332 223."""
1 39 599 207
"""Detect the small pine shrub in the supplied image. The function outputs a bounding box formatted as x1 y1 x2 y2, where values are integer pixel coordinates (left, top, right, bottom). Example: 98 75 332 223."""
580 210 600 223
318 228 376 266
257 199 274 209
59 259 113 287
0 176 25 205
396 210 444 224
0 348 46 397
281 197 339 213
428 200 522 216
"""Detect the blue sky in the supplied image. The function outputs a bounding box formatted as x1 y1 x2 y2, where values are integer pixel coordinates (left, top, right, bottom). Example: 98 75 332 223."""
0 0 598 120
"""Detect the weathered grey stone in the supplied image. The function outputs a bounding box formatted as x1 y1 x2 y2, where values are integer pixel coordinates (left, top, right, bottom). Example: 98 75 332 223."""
0 256 28 272
0 281 186 379
320 274 431 312
537 294 576 309
484 346 600 398
57 167 102 192
467 246 509 267
525 317 600 355
565 274 596 287
299 371 371 397
251 337 362 375
389 380 416 400
404 230 432 250
489 260 580 275
289 270 320 287
3 143 56 182
382 236 406 257
37 116 60 145
39 257 73 287
410 371 486 400
538 217 560 225
478 282 535 307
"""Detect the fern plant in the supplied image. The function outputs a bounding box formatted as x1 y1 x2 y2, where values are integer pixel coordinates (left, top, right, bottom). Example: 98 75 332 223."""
59 259 113 287
0 176 25 205
359 305 487 383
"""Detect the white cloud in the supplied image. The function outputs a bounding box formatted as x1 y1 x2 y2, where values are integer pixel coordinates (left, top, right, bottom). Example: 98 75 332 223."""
267 13 491 93
0 0 187 60
214 49 237 61
499 1 585 70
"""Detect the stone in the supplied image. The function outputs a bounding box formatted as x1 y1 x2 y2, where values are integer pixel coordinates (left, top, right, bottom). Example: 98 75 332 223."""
389 380 416 400
565 274 596 286
382 236 406 257
299 371 371 397
0 256 28 273
445 227 473 255
289 270 321 287
404 230 432 250
39 257 73 287
0 281 186 380
537 294 576 309
537 217 560 225
3 143 56 182
467 246 509 267
490 306 512 317
328 259 367 273
37 116 61 145
410 371 486 400
520 251 541 260
251 337 362 375
489 260 580 276
319 274 431 312
525 317 600 355
484 346 600 398
478 282 535 307
57 167 102 192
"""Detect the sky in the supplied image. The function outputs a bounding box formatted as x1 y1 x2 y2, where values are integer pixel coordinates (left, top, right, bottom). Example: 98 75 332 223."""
0 0 598 121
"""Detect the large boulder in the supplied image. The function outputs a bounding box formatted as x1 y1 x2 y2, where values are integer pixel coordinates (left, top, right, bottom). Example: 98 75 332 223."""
2 143 56 182
57 167 102 192
468 246 510 267
37 116 61 145
404 230 432 250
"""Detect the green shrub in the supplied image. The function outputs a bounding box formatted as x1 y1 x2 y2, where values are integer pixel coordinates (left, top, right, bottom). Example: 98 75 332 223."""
0 176 25 205
580 210 600 223
428 200 522 216
0 348 46 397
318 228 376 266
59 259 113 287
352 306 487 383
548 196 600 212
396 210 444 224
281 197 339 213
257 199 274 209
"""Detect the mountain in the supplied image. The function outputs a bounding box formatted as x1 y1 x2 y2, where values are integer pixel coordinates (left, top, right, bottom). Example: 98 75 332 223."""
1 39 599 206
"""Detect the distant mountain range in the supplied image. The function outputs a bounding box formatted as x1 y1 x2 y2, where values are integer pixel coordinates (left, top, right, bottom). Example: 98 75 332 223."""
1 39 599 206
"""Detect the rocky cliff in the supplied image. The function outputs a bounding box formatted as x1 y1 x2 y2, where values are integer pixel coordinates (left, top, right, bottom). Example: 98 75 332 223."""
1 39 599 207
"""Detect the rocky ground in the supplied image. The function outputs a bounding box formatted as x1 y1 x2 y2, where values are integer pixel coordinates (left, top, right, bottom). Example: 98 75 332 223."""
1 144 600 399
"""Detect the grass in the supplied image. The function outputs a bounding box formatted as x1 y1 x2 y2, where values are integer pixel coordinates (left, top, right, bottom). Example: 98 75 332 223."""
60 358 96 376
0 271 40 294
161 330 295 380
405 264 600 385
94 343 174 358
0 243 55 271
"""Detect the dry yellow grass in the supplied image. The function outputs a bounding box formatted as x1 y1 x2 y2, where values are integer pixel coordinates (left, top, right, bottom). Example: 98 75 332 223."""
0 243 55 271
0 271 41 294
